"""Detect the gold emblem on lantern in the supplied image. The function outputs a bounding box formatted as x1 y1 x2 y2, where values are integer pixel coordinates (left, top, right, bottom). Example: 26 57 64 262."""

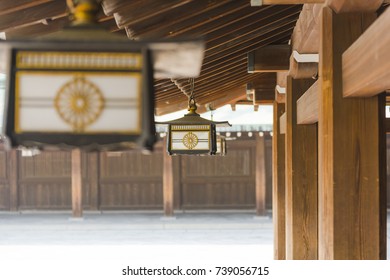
182 131 198 149
55 76 105 132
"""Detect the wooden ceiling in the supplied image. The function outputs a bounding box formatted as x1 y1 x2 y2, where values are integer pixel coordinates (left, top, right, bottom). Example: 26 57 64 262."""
0 0 302 115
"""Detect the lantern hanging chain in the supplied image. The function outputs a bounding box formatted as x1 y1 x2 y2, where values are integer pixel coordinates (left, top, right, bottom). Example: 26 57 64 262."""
188 78 196 107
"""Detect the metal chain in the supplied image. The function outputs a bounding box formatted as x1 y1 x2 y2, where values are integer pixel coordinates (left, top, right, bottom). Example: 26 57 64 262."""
188 78 195 107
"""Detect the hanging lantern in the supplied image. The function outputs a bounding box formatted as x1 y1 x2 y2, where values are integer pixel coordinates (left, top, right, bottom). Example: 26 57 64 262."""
0 0 204 151
158 79 230 155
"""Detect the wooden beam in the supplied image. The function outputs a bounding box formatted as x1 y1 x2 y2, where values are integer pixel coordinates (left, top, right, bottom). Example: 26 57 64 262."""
280 112 286 134
326 0 384 13
297 80 319 124
275 89 286 103
276 72 287 103
251 0 324 5
285 76 318 260
248 45 291 73
343 8 390 98
291 4 322 54
289 54 318 79
163 137 174 217
277 71 288 88
319 7 385 259
253 89 276 105
272 101 286 259
256 134 267 216
71 148 83 218
8 149 18 211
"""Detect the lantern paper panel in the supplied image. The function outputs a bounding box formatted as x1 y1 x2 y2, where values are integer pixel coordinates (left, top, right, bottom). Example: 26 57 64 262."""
16 71 141 134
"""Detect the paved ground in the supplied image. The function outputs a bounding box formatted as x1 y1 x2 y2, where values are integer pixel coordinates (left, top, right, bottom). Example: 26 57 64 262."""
0 211 389 260
0 211 272 245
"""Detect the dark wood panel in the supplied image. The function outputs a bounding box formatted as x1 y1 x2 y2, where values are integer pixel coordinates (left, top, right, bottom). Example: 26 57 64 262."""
182 182 255 209
18 182 71 210
100 150 163 179
19 151 71 179
99 183 163 210
0 151 7 178
0 183 9 210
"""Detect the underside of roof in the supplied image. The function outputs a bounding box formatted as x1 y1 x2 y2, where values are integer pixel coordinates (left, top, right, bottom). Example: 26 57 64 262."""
0 0 302 115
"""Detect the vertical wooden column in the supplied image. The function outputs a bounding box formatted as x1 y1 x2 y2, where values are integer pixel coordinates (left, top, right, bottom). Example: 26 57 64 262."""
319 7 385 259
9 149 18 211
71 148 83 218
272 101 286 260
87 151 99 211
163 137 174 217
255 134 266 216
285 76 318 260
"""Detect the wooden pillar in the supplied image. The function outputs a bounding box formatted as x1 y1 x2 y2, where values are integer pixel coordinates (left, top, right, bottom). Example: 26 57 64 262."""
87 152 99 211
319 7 386 259
163 137 174 217
71 148 83 218
272 101 286 260
9 149 18 211
285 76 318 260
255 134 266 216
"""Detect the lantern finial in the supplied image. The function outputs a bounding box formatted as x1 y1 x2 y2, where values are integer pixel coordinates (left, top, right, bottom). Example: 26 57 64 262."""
68 0 99 25
187 97 198 115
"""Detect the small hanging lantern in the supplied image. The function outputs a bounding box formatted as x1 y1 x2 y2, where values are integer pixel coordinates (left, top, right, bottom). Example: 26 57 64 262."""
0 0 204 151
158 79 230 155
0 0 156 151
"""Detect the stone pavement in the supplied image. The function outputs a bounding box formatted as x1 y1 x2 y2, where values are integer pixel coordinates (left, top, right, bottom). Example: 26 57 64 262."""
0 211 389 259
0 211 272 246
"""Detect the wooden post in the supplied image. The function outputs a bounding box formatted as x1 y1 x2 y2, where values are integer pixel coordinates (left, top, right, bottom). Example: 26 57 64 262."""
285 76 318 260
255 134 266 216
71 148 83 218
318 7 385 259
163 137 174 217
87 152 99 211
9 149 18 212
272 101 286 260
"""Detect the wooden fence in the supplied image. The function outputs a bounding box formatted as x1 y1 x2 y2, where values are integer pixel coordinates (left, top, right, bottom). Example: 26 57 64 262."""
0 136 273 211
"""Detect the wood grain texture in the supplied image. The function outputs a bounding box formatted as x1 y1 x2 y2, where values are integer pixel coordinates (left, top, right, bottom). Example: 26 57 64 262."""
319 7 384 259
272 102 286 259
291 4 322 54
326 0 383 13
343 7 390 97
71 149 83 217
256 134 266 216
285 76 318 260
297 80 319 124
280 113 286 134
